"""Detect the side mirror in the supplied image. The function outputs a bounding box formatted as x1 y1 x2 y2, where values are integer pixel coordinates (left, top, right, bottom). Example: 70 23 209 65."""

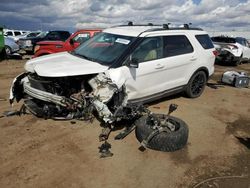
69 38 74 45
128 57 139 68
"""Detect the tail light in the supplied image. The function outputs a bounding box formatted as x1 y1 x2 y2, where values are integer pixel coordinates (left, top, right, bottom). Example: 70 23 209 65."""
213 50 219 57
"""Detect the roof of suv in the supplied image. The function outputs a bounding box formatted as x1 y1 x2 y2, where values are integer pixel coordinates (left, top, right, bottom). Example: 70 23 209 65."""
104 25 206 37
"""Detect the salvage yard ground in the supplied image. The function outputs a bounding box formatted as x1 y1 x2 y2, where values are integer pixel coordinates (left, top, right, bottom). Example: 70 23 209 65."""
0 59 249 188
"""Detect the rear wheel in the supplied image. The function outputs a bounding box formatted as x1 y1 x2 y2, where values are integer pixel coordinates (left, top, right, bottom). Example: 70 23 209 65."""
234 54 243 66
185 71 207 98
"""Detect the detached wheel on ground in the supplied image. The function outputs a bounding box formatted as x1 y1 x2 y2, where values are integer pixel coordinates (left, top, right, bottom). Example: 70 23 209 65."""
135 114 189 152
5 46 12 56
185 71 207 98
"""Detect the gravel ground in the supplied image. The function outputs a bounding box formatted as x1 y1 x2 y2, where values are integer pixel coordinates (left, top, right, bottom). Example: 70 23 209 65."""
0 58 249 188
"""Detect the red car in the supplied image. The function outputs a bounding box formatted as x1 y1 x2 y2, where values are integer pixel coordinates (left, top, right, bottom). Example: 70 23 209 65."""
33 29 101 57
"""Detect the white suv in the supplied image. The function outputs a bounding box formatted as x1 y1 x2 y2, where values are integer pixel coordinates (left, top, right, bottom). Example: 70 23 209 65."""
10 24 216 121
211 36 250 65
4 29 27 37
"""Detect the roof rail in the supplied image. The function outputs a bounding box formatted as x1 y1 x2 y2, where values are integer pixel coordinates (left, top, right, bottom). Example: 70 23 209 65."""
111 22 203 31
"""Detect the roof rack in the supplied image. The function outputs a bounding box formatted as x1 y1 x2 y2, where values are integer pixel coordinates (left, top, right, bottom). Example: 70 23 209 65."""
117 22 162 27
115 22 203 31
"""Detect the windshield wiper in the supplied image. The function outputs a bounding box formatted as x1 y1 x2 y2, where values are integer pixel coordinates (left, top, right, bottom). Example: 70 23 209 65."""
70 51 106 64
71 52 92 61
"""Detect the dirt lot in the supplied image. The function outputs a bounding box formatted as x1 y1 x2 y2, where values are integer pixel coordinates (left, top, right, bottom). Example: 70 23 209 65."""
0 59 249 188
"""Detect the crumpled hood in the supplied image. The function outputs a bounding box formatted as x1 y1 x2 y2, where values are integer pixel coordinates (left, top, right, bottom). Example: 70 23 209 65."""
25 52 109 77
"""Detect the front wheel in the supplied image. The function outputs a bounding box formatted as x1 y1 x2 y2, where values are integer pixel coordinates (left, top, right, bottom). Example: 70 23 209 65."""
135 114 189 152
185 71 207 98
234 54 243 66
5 46 12 56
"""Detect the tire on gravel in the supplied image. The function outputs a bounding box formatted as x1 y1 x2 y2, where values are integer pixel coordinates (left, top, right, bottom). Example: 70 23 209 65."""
135 114 189 152
185 71 207 98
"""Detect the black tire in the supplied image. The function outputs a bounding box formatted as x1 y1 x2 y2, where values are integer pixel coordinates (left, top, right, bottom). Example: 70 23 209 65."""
185 71 207 98
135 114 189 152
5 46 12 56
233 54 243 66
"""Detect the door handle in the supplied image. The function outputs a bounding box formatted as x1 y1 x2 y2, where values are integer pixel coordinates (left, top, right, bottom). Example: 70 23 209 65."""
190 57 197 61
155 64 164 69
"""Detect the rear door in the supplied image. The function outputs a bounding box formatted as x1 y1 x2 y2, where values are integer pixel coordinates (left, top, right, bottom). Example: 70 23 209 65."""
124 34 196 101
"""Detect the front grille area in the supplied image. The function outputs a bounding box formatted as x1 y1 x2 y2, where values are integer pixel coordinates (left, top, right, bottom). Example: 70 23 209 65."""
28 73 67 96
27 73 94 97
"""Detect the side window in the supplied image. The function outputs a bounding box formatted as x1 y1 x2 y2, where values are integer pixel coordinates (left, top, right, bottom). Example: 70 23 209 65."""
6 31 13 36
27 33 36 37
243 39 249 47
14 31 21 36
195 34 214 49
164 35 193 57
128 37 163 63
236 38 245 46
93 32 101 36
245 40 250 48
73 33 90 43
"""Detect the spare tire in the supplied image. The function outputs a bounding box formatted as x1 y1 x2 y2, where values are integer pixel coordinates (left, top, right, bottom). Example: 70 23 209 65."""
135 114 188 152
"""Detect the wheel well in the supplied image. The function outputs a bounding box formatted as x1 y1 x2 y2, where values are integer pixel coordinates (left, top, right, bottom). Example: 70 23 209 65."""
193 67 209 79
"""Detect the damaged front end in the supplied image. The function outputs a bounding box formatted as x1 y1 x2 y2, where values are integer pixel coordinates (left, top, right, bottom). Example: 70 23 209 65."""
10 71 140 123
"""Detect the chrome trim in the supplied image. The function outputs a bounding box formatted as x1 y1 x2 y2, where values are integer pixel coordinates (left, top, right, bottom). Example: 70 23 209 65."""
23 81 66 107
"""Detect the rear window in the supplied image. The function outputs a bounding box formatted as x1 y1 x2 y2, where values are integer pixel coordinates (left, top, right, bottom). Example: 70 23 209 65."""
211 36 236 43
195 34 214 49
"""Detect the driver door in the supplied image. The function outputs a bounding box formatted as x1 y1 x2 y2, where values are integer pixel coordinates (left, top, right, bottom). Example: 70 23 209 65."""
124 36 166 100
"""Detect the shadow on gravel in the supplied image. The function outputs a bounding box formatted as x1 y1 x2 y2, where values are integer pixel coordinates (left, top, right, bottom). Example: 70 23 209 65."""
227 116 250 149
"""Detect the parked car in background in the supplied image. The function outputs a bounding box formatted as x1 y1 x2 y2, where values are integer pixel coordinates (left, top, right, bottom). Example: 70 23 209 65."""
33 29 101 57
4 37 19 56
13 31 41 43
4 29 28 38
19 30 71 54
211 36 250 65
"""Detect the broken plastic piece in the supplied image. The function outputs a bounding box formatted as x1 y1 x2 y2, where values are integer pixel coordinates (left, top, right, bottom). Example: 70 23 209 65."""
99 127 111 142
114 125 135 140
3 110 21 117
167 104 178 116
3 104 27 117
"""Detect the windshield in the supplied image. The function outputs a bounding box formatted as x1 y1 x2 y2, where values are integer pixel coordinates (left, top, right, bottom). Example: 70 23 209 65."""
37 31 48 38
74 32 136 65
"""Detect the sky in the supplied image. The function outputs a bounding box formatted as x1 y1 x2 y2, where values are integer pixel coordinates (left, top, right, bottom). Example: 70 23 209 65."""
0 0 249 32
